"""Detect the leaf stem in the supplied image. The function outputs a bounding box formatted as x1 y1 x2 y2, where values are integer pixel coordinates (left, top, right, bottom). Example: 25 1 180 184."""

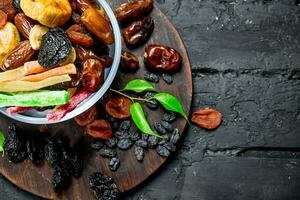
110 89 155 104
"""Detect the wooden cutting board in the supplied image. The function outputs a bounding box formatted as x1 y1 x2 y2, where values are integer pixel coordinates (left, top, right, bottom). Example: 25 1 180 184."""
0 1 192 199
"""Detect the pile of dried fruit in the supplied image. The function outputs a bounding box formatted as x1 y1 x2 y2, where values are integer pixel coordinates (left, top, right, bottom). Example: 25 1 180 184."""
0 0 114 122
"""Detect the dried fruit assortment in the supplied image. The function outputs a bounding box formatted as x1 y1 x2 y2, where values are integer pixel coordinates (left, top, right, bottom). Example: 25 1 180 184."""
0 0 114 122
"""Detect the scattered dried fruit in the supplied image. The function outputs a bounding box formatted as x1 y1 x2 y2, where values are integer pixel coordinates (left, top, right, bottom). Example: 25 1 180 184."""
14 13 36 40
52 166 71 194
109 157 120 171
120 51 139 72
26 134 45 165
162 73 173 84
66 24 94 47
117 138 133 150
105 97 132 119
99 147 116 158
144 72 159 83
156 145 170 157
29 24 49 50
115 0 154 24
191 108 223 130
90 140 104 150
86 119 112 139
134 146 144 161
144 44 182 73
123 16 154 48
75 105 98 126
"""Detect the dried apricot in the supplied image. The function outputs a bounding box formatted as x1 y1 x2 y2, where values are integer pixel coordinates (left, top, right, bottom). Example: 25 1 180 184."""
85 119 112 139
105 97 132 119
75 105 97 126
191 108 223 130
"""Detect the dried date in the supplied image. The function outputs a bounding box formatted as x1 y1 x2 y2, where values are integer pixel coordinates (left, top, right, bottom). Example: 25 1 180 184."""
85 119 112 139
123 16 154 48
144 45 182 73
82 58 104 93
105 97 132 119
66 24 94 47
14 13 36 39
191 108 223 130
120 51 139 72
1 40 35 71
75 105 97 126
115 0 153 24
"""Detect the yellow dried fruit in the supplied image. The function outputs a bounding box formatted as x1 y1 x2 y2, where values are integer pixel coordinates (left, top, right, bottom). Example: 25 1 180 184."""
0 22 21 65
60 47 76 65
20 0 72 28
29 24 49 50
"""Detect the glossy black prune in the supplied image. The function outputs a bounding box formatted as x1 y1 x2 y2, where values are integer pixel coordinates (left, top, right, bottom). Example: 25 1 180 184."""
52 166 71 194
4 124 27 163
44 138 63 167
89 172 119 200
38 28 72 67
26 134 45 165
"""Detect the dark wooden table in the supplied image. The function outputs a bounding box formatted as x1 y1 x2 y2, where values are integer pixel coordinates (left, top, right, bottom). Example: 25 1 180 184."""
1 0 300 199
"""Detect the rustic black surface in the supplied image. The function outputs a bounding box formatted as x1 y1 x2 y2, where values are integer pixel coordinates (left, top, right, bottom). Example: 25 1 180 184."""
1 0 300 199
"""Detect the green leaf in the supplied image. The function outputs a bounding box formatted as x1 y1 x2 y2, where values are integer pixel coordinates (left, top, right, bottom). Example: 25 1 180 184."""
152 93 189 123
0 131 5 156
122 79 156 93
130 102 162 138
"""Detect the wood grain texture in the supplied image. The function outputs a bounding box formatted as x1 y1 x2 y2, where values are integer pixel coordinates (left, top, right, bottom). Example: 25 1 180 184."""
0 2 192 200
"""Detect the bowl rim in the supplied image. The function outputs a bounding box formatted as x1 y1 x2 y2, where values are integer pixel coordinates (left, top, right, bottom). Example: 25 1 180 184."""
0 0 122 125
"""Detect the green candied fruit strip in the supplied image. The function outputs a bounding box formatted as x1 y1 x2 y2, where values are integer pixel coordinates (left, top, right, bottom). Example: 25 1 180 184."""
0 90 69 107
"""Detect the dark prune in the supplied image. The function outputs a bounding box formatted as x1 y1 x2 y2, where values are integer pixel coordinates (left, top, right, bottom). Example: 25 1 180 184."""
44 138 62 167
13 0 21 12
109 157 120 171
115 0 154 24
162 112 177 123
52 166 71 194
118 120 131 132
154 122 167 135
135 139 148 148
144 92 159 110
89 172 119 200
144 45 182 73
129 131 141 141
90 140 104 150
144 72 159 83
62 150 83 178
4 124 27 163
134 146 144 161
26 134 45 165
100 147 116 158
156 145 170 157
38 28 72 67
117 138 133 150
162 73 173 84
105 137 118 148
120 51 139 72
170 128 180 144
122 16 154 48
147 136 158 148
161 121 173 132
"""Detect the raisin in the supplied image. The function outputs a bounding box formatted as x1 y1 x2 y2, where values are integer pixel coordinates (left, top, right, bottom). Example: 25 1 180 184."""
90 140 104 150
170 128 180 144
38 28 72 67
163 142 176 152
191 108 223 130
144 72 159 83
135 139 148 148
129 131 141 141
154 122 167 135
89 172 119 200
100 147 116 158
134 146 144 161
52 166 71 194
162 112 177 123
26 134 45 165
118 120 131 132
141 134 149 141
117 138 133 150
44 137 62 167
147 136 158 148
161 121 173 132
144 92 159 110
158 134 170 145
105 137 118 148
4 124 27 163
162 73 173 84
156 145 170 157
109 157 120 171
